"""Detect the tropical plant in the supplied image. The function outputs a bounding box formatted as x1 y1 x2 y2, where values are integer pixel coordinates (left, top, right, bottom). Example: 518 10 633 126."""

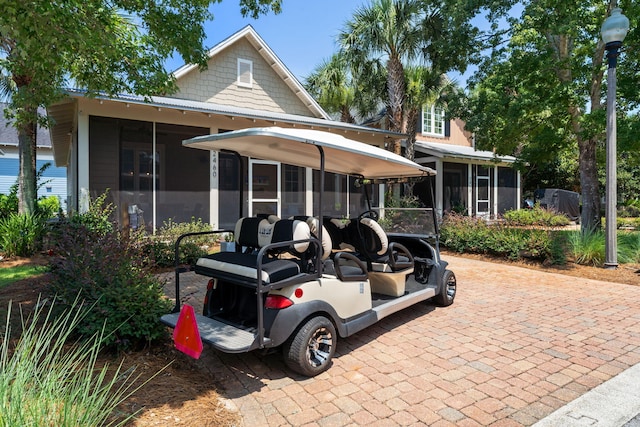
339 0 425 148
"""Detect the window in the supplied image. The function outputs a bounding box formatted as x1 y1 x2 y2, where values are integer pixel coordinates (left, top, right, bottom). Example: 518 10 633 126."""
237 58 253 88
422 104 445 137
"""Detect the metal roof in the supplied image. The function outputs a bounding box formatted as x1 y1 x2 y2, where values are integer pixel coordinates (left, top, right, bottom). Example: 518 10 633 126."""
63 89 405 139
415 140 516 164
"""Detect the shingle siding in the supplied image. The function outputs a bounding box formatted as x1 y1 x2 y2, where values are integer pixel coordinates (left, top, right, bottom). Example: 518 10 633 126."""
175 39 312 117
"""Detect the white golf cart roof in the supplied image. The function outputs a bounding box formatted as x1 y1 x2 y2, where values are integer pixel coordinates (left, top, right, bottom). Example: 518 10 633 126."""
183 126 435 179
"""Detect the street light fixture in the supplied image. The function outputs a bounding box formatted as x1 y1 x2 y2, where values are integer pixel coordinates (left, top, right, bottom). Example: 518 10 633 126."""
601 7 630 269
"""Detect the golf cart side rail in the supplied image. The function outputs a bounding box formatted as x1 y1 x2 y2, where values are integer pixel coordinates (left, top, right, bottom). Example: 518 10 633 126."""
254 237 322 347
172 230 231 313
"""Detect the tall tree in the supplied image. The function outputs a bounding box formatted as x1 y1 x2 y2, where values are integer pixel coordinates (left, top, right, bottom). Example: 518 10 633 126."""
338 0 484 156
339 0 424 153
460 0 640 231
0 0 281 214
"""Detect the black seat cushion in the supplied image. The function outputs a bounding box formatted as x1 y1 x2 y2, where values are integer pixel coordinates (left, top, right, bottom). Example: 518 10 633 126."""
195 252 301 284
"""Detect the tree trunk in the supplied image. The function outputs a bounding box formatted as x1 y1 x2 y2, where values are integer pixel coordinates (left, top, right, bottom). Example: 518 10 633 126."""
578 136 601 231
387 55 405 154
17 110 38 215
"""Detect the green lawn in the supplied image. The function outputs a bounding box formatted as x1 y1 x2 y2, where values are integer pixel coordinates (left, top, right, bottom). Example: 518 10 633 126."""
0 264 47 289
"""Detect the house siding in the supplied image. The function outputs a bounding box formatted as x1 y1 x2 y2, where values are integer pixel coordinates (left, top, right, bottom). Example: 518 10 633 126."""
417 118 472 147
175 39 312 116
0 151 67 207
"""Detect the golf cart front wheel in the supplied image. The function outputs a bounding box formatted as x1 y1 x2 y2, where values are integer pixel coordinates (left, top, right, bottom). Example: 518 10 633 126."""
434 269 456 307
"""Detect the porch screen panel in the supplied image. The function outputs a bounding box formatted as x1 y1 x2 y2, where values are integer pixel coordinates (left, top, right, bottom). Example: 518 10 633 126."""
118 120 154 229
443 162 468 214
88 116 120 206
218 153 246 230
497 167 517 214
282 165 305 218
155 123 210 226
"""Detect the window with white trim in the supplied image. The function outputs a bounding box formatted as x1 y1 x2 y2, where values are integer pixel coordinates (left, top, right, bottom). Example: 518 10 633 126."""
237 58 253 88
422 104 445 137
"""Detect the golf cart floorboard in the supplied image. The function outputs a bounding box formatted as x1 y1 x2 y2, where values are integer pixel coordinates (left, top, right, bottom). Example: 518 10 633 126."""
160 312 268 353
371 276 437 314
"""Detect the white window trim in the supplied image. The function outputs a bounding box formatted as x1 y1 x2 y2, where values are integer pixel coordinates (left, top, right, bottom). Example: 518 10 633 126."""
237 58 253 88
421 104 445 137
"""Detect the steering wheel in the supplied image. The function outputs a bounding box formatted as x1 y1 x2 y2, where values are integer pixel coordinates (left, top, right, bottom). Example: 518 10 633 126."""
358 209 379 221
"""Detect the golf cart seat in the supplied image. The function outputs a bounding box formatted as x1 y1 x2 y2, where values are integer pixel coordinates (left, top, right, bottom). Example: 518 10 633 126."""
323 216 414 296
194 217 312 287
293 216 368 281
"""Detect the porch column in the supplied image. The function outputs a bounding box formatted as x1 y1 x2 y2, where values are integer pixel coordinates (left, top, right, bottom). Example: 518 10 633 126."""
435 160 443 218
77 111 90 213
516 169 521 210
493 165 499 218
209 127 219 229
467 164 473 216
305 167 313 215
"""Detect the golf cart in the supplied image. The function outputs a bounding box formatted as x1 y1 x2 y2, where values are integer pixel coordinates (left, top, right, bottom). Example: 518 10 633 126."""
160 127 456 377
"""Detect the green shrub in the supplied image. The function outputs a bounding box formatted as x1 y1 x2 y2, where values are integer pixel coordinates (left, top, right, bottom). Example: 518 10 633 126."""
68 191 115 236
0 191 18 219
618 232 640 264
618 217 640 229
144 239 207 268
1 298 152 426
47 217 171 351
503 205 571 227
440 213 556 262
156 217 218 247
567 229 605 267
37 195 61 218
0 212 46 257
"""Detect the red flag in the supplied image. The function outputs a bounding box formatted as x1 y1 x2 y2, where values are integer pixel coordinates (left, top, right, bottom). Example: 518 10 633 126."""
173 304 203 359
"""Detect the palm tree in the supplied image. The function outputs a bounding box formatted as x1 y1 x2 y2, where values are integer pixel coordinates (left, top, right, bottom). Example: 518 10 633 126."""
304 53 357 123
339 0 424 154
404 66 451 161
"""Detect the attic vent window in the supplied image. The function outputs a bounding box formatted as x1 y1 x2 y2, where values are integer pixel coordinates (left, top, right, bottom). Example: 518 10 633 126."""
237 58 253 88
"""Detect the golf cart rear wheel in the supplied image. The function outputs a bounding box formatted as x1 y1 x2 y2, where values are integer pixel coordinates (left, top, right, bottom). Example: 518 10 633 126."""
434 269 456 307
283 316 336 377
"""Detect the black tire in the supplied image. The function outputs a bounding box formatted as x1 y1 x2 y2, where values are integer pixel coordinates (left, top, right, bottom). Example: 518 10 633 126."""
434 269 456 307
283 316 336 377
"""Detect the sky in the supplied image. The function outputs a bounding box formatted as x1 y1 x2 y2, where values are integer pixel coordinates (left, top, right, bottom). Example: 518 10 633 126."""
164 1 362 83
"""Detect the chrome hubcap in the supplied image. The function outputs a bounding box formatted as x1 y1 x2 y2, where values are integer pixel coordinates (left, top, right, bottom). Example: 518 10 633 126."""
306 327 333 368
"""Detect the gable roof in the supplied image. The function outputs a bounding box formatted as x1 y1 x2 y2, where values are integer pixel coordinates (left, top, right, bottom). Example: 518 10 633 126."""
172 25 329 120
0 103 52 148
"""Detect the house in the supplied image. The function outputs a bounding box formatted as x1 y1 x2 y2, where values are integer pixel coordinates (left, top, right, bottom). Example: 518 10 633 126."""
0 106 67 209
46 25 403 231
413 107 520 218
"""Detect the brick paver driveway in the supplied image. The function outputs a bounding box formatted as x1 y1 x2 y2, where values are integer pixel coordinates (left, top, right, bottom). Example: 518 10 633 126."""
181 255 640 426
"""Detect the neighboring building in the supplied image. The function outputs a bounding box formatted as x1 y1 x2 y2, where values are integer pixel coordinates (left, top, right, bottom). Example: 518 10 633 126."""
413 106 520 218
0 106 67 210
46 25 403 231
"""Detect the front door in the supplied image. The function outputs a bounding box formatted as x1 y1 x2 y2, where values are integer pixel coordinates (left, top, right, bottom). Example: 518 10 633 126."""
249 160 281 218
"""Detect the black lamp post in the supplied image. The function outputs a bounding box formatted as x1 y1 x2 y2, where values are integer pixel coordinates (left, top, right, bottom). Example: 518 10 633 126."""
601 7 629 269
